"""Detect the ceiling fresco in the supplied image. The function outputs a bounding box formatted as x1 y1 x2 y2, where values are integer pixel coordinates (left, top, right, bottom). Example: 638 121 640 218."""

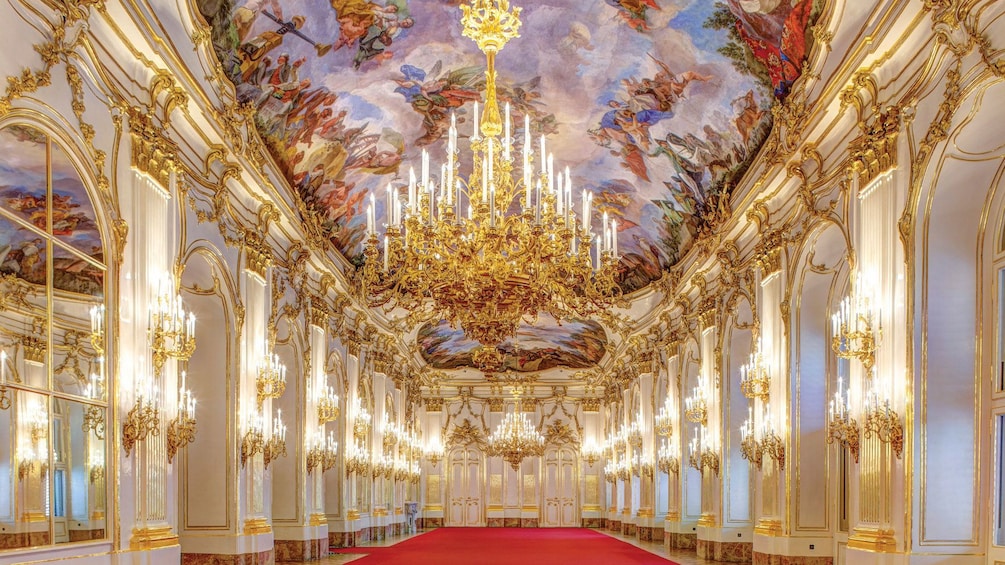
418 316 608 372
198 0 820 371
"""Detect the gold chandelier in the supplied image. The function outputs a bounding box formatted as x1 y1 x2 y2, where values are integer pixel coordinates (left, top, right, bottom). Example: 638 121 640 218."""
360 0 623 355
486 389 545 470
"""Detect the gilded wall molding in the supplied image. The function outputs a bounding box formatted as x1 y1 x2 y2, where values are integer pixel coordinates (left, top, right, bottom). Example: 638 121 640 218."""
753 227 787 277
900 62 962 248
581 397 601 413
126 105 179 190
848 106 901 187
424 397 444 412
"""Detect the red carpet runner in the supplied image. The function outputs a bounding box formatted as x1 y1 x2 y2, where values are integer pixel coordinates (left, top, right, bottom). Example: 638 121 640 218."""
333 528 680 565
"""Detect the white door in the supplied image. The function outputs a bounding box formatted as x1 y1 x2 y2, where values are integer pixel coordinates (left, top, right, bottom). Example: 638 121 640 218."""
542 446 578 527
447 447 483 526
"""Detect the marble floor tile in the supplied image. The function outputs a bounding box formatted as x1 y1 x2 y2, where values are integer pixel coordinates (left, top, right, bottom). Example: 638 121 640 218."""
595 530 738 565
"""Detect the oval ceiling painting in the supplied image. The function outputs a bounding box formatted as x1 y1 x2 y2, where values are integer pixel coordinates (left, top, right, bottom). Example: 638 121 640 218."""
199 0 822 294
418 316 608 372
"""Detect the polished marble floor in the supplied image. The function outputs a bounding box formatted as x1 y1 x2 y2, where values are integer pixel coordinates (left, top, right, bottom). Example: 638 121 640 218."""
285 529 736 565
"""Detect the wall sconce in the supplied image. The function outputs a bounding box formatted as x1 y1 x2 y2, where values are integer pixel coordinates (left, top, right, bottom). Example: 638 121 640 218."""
640 457 655 479
314 383 339 426
684 376 708 426
627 420 643 449
403 431 423 460
739 409 763 469
17 446 47 481
409 462 421 484
122 372 160 457
18 400 48 481
382 416 401 453
256 347 287 407
352 398 371 441
83 370 105 440
167 371 197 463
88 463 105 485
831 276 881 373
603 462 617 484
371 453 393 479
149 276 197 375
424 439 444 467
739 405 785 470
89 304 105 355
826 376 860 463
612 429 627 453
307 430 338 475
263 409 287 469
688 427 719 477
581 439 601 467
345 439 371 477
616 458 631 481
657 439 679 476
0 350 12 410
863 384 903 459
630 452 642 478
393 458 409 482
740 338 771 400
758 406 785 470
655 398 673 438
240 411 265 468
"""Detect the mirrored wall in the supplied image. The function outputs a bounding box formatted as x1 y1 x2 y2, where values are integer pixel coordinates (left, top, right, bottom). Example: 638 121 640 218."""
0 125 108 548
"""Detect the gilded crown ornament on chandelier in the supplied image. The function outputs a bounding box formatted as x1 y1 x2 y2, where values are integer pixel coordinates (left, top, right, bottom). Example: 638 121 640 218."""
359 0 624 366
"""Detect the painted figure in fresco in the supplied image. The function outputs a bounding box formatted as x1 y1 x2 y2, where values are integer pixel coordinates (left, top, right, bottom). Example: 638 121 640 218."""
331 0 379 51
620 56 713 115
558 21 594 55
605 0 660 32
238 15 306 81
394 62 481 145
332 0 412 68
728 0 815 98
732 89 765 147
232 0 282 41
353 5 414 69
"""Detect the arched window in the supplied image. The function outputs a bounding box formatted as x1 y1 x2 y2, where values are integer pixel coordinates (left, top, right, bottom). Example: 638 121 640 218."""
0 125 108 548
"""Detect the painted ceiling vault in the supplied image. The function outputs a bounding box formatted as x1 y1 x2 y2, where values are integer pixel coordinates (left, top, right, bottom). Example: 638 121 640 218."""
198 0 820 372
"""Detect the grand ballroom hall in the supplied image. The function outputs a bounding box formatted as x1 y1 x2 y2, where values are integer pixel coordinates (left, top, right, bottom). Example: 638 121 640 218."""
0 0 1000 563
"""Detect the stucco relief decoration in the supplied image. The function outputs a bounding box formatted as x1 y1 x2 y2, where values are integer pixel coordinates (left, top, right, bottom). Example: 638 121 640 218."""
196 0 821 367
543 419 578 447
446 417 486 447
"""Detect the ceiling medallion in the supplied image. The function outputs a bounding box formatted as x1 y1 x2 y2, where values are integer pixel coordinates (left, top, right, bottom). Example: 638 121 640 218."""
359 0 625 358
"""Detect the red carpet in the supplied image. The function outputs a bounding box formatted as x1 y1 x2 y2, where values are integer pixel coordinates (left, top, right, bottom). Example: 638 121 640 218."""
332 528 680 565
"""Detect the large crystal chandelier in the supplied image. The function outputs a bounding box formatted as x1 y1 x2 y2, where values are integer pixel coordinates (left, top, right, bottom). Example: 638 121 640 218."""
360 0 623 359
486 389 545 470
